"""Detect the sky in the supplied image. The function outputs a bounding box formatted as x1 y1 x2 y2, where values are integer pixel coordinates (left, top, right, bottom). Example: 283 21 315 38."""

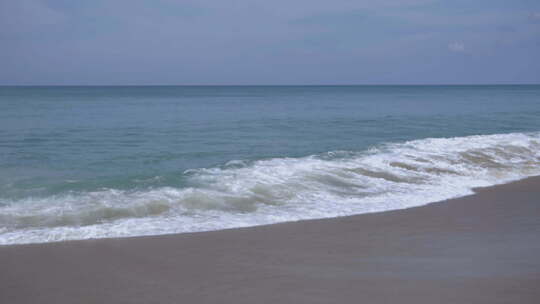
1 0 540 85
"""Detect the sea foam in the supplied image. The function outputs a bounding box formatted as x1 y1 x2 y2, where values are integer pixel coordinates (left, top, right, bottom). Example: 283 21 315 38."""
1 132 539 245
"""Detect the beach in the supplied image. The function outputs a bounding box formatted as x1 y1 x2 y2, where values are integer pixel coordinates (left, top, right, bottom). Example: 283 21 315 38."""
1 176 539 303
3 0 540 302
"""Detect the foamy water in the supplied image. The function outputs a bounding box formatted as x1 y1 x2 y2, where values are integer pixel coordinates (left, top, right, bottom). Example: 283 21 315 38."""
1 132 539 245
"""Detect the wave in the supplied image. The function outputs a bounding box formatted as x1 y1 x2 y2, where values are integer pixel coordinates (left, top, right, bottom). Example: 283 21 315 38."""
1 132 539 245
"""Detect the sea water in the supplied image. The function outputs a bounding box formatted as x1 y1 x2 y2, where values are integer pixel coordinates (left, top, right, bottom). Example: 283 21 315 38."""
1 85 539 244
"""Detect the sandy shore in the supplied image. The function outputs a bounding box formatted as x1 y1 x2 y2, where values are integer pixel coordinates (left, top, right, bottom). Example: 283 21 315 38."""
1 176 539 304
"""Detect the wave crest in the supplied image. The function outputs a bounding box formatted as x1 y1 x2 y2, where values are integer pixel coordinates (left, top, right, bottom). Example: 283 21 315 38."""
1 132 539 245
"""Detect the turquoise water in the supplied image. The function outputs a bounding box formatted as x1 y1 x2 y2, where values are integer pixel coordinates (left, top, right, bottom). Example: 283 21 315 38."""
1 85 540 244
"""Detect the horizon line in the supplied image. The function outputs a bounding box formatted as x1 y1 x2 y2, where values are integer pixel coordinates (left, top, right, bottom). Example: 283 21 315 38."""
1 83 539 87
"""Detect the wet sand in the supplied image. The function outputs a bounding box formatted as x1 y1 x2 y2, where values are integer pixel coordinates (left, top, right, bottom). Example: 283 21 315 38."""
1 176 539 304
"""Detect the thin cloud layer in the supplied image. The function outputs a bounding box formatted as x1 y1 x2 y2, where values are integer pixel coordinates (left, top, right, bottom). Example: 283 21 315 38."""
1 0 539 84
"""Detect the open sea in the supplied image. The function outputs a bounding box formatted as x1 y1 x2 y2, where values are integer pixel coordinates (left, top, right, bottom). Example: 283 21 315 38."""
1 85 539 245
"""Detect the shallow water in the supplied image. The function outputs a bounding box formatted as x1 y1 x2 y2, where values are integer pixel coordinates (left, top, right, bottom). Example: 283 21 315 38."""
1 85 539 244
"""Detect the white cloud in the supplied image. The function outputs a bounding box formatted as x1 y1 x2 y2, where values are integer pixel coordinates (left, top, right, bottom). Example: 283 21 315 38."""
448 41 465 52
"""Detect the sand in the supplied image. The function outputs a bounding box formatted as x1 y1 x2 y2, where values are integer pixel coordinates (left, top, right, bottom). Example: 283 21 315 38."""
1 176 539 304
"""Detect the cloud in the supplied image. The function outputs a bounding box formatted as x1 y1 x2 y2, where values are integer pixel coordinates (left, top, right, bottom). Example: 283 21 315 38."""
448 41 465 52
529 12 540 22
1 0 540 84
0 0 66 37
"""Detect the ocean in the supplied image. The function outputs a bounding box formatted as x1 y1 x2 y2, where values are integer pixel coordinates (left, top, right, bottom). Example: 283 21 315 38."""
1 85 539 245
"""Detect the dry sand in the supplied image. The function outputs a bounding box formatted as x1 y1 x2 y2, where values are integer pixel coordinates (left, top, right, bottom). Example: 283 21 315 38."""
1 176 539 304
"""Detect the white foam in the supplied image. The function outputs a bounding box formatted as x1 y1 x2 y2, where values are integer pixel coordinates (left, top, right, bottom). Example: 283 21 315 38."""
1 132 539 245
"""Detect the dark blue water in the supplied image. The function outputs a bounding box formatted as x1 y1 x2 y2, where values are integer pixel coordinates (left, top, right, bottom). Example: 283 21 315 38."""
1 85 539 244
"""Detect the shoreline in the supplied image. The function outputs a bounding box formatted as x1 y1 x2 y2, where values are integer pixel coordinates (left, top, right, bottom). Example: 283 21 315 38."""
2 175 537 248
2 130 538 247
1 176 539 303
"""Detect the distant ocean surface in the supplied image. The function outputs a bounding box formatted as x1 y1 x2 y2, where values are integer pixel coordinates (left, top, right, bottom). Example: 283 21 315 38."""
1 85 539 245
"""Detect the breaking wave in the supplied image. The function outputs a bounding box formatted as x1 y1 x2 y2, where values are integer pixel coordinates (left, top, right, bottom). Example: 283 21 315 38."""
1 132 539 245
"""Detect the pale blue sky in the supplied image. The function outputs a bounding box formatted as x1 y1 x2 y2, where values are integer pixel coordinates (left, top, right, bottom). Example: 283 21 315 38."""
1 0 539 85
